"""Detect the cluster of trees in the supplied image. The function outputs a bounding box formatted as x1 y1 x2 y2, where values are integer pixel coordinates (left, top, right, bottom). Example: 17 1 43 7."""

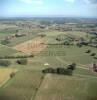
42 63 76 76
0 58 28 67
16 59 28 65
56 34 66 41
15 33 26 37
1 39 10 45
56 35 74 46
0 60 11 67
85 49 96 57
55 34 97 48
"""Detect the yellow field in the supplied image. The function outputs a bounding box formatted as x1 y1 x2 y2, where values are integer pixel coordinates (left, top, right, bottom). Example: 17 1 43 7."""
0 68 17 87
13 37 47 55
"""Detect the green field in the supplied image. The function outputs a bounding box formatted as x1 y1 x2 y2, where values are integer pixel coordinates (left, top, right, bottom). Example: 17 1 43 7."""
0 29 97 100
0 70 44 100
38 31 97 65
0 28 18 40
0 44 17 56
35 74 97 100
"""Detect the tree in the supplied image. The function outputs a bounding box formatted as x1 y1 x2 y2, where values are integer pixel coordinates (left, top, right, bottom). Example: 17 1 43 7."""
16 59 27 65
42 68 55 73
56 68 66 74
65 69 73 76
67 63 76 70
1 39 10 45
76 43 82 47
86 50 91 53
90 53 96 56
10 72 15 78
0 60 11 67
64 41 70 45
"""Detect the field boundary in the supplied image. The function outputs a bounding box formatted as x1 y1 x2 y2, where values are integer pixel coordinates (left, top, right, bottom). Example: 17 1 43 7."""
30 74 45 100
74 74 97 79
0 77 10 88
0 69 18 90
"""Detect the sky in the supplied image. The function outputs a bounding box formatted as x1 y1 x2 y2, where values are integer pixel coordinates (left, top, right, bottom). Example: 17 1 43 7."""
0 0 97 18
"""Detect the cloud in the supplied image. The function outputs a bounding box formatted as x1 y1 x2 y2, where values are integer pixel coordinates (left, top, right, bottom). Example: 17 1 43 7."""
65 0 75 3
20 0 43 5
83 0 97 8
89 0 97 4
84 0 97 4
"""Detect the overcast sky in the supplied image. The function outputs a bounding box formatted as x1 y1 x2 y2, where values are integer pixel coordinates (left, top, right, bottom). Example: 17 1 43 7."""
0 0 97 18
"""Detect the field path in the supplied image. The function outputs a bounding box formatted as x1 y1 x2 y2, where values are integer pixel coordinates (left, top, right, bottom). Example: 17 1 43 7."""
30 74 45 100
34 74 52 100
74 74 97 79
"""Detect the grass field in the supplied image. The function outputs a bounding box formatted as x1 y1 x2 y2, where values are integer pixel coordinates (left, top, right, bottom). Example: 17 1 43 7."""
7 33 37 46
0 27 18 40
0 28 18 34
38 31 97 65
0 44 18 56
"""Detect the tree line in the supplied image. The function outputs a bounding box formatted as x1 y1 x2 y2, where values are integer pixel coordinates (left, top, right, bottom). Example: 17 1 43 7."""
42 63 76 76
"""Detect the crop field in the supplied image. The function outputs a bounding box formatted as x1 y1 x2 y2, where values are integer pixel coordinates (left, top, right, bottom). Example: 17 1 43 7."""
7 33 38 46
0 68 17 87
35 74 97 100
13 37 47 55
0 70 44 100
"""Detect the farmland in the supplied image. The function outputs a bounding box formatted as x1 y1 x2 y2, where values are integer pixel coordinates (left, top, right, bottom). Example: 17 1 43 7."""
13 37 47 55
0 70 44 100
0 68 17 87
0 44 17 56
0 18 97 100
35 74 97 100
